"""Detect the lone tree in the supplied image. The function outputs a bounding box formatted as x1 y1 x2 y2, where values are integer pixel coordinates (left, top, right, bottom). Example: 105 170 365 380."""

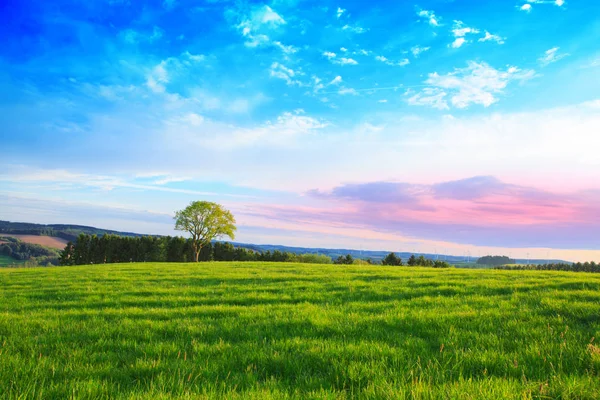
174 201 236 262
382 252 403 266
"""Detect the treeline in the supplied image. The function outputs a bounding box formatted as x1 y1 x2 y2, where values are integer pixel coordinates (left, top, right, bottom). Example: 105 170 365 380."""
477 255 515 266
0 237 60 266
381 253 451 268
495 262 600 273
332 253 451 268
0 220 143 242
59 234 333 266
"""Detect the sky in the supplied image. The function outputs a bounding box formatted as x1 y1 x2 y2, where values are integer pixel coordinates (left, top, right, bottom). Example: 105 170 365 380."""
1 0 600 262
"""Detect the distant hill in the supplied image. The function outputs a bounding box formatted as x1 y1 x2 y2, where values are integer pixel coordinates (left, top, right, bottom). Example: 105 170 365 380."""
0 220 571 264
0 220 148 242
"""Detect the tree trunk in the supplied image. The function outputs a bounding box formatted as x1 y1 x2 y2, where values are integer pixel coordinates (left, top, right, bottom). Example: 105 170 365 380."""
194 243 201 262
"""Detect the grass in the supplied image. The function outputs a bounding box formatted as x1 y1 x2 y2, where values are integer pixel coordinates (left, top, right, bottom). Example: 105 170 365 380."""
0 255 24 267
0 262 599 399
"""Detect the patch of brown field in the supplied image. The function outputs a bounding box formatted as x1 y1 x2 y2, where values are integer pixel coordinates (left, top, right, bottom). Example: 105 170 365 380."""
5 235 68 249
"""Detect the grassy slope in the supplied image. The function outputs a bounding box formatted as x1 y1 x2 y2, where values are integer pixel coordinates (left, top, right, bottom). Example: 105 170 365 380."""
0 255 25 267
0 263 599 400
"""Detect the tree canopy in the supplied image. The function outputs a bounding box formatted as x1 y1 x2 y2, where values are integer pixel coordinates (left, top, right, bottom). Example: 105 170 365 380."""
174 201 236 262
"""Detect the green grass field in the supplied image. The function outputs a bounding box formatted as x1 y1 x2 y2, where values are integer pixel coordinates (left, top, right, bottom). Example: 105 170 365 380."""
0 255 24 267
1 262 599 399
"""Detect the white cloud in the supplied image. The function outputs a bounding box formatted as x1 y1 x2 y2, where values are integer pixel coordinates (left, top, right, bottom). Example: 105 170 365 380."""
252 5 286 26
538 47 569 66
411 46 430 57
242 33 270 47
449 21 481 48
409 61 536 109
338 87 358 95
417 9 440 26
525 0 565 7
235 5 293 53
407 88 449 110
273 41 298 54
378 99 388 103
181 113 204 126
450 38 466 48
376 55 410 66
336 58 358 65
520 4 532 12
329 76 343 85
340 47 348 52
452 21 479 37
311 76 324 93
269 62 302 86
146 61 169 93
119 26 164 44
337 7 345 18
354 49 371 56
182 51 205 62
479 31 505 45
342 24 367 34
324 53 358 65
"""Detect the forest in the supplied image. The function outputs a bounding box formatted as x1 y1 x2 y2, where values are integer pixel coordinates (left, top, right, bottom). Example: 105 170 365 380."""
0 236 60 266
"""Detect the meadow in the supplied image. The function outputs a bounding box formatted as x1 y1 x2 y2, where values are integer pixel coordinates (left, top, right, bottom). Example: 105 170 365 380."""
0 255 24 267
0 262 599 399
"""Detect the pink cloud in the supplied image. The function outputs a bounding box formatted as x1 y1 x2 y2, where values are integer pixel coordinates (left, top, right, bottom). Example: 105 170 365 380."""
239 176 600 250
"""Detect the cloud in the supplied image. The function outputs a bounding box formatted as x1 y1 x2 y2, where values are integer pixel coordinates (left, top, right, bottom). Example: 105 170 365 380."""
329 76 343 85
407 88 449 110
324 53 358 65
338 87 358 96
354 49 371 56
411 46 430 57
233 5 293 53
171 109 329 148
337 58 358 65
241 5 286 30
269 62 302 86
273 41 298 54
538 47 569 66
182 51 205 62
376 55 410 66
119 26 164 44
520 4 532 12
304 176 600 249
408 61 536 109
336 7 345 18
452 20 479 37
520 0 565 12
146 61 170 93
479 31 505 45
417 9 440 26
450 38 466 48
449 20 480 48
342 24 367 34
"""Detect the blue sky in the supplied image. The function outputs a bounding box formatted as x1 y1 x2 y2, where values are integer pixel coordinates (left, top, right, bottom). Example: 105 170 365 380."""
1 0 600 261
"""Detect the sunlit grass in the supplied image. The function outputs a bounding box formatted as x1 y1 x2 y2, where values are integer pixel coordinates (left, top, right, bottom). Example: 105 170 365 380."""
0 262 599 399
